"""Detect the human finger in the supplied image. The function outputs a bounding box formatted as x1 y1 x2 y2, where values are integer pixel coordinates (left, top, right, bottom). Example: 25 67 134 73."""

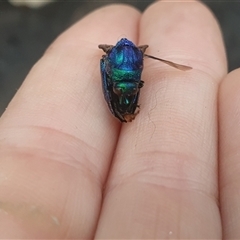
95 1 227 239
219 69 240 239
0 5 140 238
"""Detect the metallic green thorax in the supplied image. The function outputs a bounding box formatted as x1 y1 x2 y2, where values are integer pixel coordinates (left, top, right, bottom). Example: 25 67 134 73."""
111 68 141 81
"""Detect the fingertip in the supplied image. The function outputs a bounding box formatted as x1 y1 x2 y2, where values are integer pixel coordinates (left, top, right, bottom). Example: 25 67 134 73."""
47 4 141 51
219 68 240 128
140 0 227 78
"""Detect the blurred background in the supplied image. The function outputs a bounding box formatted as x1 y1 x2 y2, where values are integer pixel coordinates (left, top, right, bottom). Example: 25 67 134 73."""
0 0 240 115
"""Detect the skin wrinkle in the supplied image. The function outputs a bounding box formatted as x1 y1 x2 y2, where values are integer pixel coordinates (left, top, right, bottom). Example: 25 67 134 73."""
0 125 107 186
106 150 218 200
0 153 71 202
106 170 218 204
2 148 102 190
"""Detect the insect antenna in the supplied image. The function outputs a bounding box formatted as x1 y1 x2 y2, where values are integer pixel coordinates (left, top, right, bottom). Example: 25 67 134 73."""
144 54 192 71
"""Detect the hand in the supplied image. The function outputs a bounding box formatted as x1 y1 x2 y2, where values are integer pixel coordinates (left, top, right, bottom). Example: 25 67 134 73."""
0 1 238 238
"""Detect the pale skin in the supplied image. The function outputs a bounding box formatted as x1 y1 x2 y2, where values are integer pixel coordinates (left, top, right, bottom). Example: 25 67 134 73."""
0 1 240 239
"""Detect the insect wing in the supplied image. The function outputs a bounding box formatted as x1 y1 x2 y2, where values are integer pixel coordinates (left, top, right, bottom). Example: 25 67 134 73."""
100 58 126 122
100 58 115 115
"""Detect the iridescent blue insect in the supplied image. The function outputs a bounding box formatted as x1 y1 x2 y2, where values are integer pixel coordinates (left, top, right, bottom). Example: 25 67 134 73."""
99 38 191 122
